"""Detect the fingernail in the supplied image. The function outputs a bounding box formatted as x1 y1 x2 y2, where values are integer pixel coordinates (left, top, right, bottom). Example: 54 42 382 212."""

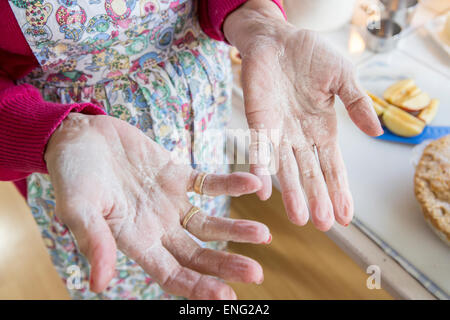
257 274 264 285
264 234 272 244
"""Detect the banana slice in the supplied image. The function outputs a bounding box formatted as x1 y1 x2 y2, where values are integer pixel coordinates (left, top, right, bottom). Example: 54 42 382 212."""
418 99 439 124
382 105 426 137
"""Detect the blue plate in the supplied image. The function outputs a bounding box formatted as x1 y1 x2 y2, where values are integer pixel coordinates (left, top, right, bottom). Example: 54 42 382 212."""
375 126 450 144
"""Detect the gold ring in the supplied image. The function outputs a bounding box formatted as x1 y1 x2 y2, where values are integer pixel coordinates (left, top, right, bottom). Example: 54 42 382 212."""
193 172 208 195
182 206 200 229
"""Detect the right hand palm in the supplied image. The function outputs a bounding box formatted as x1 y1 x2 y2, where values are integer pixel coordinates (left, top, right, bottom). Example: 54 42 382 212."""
45 113 270 299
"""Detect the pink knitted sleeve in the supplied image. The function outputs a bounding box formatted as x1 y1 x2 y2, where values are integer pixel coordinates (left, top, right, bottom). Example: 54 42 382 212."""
0 3 106 197
199 0 286 41
0 83 106 182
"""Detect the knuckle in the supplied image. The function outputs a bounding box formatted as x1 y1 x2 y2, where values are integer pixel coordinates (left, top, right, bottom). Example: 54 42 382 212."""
346 95 370 113
233 221 257 239
210 284 232 300
189 247 204 267
301 167 320 180
217 254 231 277
198 215 211 239
160 267 180 292
245 109 270 126
292 142 313 156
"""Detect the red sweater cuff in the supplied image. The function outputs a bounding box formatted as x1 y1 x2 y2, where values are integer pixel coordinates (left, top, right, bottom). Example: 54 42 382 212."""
0 84 106 180
200 0 286 42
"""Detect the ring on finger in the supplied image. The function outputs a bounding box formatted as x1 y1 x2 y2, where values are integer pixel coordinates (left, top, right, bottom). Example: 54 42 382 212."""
193 172 208 195
182 206 201 229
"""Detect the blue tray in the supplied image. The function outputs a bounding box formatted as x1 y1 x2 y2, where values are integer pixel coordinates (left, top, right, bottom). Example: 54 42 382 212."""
375 126 450 145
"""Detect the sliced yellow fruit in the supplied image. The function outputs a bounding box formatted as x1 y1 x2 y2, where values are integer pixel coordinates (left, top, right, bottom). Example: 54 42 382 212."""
418 99 439 124
367 91 389 108
383 79 415 104
395 85 422 104
382 105 426 137
367 91 388 116
400 92 431 111
373 101 386 116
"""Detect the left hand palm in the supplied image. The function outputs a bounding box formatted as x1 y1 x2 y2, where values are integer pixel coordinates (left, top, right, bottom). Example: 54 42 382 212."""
240 29 383 230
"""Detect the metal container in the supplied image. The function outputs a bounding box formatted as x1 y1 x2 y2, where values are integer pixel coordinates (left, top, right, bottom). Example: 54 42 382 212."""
365 18 402 52
379 0 419 28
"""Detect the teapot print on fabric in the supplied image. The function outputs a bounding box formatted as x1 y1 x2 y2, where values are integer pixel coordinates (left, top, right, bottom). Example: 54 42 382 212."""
105 0 137 28
55 0 87 41
11 0 54 42
25 1 53 27
139 0 159 16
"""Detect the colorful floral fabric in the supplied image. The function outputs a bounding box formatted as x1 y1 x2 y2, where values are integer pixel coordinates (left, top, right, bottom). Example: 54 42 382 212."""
9 0 232 299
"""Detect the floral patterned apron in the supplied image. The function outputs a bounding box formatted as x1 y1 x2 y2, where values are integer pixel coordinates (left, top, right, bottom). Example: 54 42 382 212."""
8 0 232 299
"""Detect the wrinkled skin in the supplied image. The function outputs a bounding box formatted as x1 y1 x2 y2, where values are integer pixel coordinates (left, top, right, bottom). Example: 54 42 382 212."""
43 0 384 300
224 0 383 231
45 113 271 299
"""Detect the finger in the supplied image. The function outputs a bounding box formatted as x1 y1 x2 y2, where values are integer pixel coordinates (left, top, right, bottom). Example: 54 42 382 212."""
250 164 272 201
249 129 273 201
134 243 237 300
277 144 309 226
293 144 335 231
337 65 383 137
162 230 264 284
241 54 280 201
181 204 271 243
316 142 354 226
57 202 117 293
189 171 262 197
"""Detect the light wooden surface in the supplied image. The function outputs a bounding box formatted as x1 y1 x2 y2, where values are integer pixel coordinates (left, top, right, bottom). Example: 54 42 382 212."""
0 182 70 299
0 181 391 299
228 189 392 300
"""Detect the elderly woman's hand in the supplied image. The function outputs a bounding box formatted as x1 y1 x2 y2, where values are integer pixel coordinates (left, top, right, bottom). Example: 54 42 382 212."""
44 113 270 299
224 0 383 231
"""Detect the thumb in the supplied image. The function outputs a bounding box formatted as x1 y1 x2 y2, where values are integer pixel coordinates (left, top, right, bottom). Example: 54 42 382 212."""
337 67 384 137
58 203 117 293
